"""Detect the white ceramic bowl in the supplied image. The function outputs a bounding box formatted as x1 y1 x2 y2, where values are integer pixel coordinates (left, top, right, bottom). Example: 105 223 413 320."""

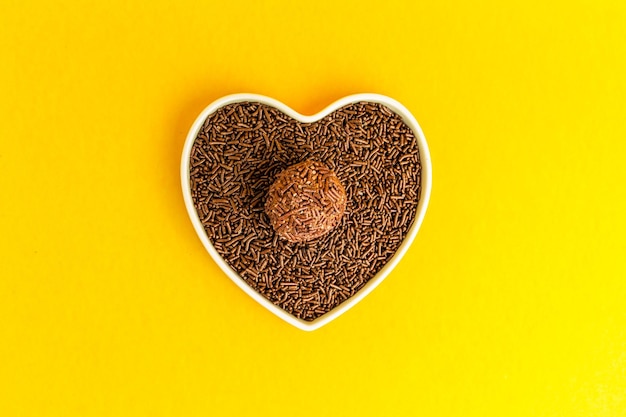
181 93 432 331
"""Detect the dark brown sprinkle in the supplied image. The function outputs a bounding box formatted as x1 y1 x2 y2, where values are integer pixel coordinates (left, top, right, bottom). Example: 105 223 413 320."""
190 101 421 321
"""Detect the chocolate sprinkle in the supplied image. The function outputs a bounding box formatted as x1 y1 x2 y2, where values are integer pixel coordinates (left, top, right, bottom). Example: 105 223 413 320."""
189 101 421 321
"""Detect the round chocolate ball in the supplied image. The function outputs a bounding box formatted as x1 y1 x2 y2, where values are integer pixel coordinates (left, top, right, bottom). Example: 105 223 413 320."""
265 160 347 243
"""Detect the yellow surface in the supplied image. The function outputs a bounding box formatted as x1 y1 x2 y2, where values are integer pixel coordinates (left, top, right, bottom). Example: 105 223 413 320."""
1 0 625 415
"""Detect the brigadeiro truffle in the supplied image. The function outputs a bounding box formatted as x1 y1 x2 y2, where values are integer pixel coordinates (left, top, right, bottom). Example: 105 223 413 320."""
265 160 347 243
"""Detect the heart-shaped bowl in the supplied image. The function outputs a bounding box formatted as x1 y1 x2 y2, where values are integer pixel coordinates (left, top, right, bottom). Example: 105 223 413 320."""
181 93 432 331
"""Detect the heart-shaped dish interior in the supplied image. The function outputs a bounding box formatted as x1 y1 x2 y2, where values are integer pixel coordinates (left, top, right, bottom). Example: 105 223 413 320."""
181 94 431 331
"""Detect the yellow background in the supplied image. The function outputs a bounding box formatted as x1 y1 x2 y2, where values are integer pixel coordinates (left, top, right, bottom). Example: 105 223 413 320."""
1 0 625 415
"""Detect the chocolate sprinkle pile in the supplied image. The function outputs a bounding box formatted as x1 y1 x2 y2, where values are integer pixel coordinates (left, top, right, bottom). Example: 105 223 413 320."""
265 160 347 243
189 101 421 321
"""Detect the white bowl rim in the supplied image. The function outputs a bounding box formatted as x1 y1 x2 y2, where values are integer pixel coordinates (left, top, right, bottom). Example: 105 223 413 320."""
181 93 432 331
